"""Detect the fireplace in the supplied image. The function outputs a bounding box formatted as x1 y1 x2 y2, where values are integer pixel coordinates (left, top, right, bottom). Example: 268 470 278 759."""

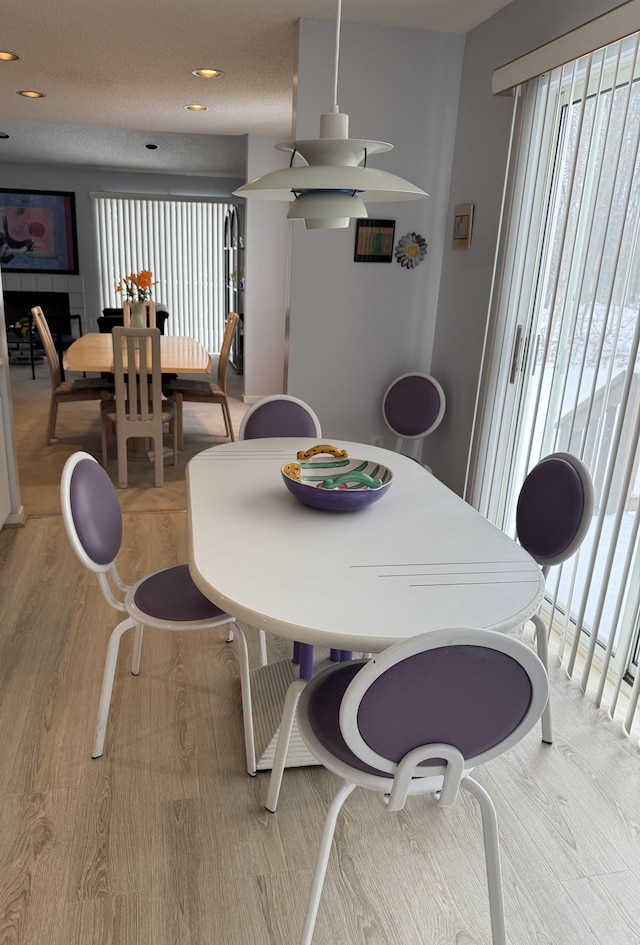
3 290 71 330
3 290 79 379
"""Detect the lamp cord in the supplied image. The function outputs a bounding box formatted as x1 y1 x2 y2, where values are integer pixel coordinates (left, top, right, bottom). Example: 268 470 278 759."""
331 0 342 113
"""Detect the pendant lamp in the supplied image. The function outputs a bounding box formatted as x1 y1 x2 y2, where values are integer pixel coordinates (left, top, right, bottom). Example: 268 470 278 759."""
233 0 428 229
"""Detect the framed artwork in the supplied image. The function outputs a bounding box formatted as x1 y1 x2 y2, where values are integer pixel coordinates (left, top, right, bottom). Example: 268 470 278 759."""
354 219 396 262
0 189 79 273
452 203 474 249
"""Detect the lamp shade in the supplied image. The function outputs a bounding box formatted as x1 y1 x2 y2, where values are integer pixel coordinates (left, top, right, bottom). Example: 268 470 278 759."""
235 164 427 203
286 191 369 229
231 12 428 231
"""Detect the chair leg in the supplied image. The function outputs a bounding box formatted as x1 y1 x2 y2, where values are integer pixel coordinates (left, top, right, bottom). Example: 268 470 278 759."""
170 412 178 466
174 393 184 451
532 613 552 743
47 397 59 445
116 427 128 489
221 397 235 441
131 624 144 675
92 616 137 758
299 781 356 945
462 777 507 945
265 678 306 812
153 422 164 487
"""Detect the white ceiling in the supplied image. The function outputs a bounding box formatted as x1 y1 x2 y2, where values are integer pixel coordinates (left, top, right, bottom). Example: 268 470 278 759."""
0 0 516 175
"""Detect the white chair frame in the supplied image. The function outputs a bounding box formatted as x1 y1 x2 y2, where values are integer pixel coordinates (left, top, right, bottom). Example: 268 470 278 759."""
61 451 243 761
382 371 446 466
516 451 594 744
239 394 322 441
295 627 549 945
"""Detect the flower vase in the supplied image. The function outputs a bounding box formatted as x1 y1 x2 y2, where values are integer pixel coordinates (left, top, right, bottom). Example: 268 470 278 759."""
129 302 147 329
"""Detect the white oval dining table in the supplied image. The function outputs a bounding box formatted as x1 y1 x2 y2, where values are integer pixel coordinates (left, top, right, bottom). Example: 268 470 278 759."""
186 438 545 807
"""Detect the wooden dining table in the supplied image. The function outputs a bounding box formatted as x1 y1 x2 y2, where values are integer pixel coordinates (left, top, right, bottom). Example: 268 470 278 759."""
63 332 212 375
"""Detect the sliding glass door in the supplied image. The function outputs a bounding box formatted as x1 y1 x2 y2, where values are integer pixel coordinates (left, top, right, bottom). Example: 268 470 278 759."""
474 33 640 705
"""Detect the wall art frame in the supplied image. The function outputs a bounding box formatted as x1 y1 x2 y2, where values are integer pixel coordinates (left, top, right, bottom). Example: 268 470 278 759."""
452 203 474 250
354 218 396 262
0 188 79 274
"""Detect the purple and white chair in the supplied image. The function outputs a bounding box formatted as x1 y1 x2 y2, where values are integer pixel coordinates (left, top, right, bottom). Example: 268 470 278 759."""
236 394 326 774
239 393 322 441
382 372 445 470
295 628 549 945
60 451 243 762
515 451 594 743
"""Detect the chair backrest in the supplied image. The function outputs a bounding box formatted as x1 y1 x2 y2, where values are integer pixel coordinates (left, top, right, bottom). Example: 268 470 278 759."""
31 306 61 389
319 628 548 780
60 451 123 574
112 326 163 425
516 452 594 568
382 372 446 441
217 312 239 391
239 394 322 440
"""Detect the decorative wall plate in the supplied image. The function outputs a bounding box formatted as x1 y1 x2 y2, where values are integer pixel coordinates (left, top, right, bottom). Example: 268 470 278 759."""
394 232 428 269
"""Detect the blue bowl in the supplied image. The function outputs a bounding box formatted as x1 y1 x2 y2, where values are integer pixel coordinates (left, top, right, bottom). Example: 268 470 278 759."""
281 448 393 511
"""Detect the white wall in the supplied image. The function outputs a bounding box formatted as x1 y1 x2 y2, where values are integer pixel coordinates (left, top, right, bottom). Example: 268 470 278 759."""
243 135 292 400
429 0 626 495
285 19 465 442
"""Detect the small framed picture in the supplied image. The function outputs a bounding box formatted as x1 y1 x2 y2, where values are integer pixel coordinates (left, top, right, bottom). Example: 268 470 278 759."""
452 203 474 250
354 219 396 262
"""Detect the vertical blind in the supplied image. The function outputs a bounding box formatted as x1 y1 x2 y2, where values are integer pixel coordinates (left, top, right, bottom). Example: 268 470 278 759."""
474 33 640 737
92 194 233 352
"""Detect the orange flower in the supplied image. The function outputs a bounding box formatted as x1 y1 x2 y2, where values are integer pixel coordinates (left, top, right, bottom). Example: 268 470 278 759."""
115 268 158 302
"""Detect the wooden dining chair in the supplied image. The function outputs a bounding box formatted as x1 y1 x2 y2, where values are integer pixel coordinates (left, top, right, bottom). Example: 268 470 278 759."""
31 305 112 445
163 311 239 449
100 326 177 488
295 627 549 945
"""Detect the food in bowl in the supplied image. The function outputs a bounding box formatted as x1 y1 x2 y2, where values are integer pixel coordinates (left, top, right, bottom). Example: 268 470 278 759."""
281 444 393 510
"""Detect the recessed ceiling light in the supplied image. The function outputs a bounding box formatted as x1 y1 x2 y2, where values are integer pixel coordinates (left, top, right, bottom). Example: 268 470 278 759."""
192 68 223 79
184 104 207 111
0 51 19 61
0 132 9 139
18 90 45 98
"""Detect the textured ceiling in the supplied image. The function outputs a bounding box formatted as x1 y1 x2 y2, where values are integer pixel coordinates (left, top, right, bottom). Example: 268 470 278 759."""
0 0 516 175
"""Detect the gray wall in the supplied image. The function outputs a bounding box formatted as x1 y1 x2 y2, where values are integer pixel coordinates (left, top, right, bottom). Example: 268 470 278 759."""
429 0 626 495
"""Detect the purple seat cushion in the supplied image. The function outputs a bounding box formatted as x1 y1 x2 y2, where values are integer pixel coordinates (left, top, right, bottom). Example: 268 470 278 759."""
134 564 227 622
306 645 532 775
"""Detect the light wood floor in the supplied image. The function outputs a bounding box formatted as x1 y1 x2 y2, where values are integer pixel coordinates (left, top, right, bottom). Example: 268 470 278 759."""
0 511 638 945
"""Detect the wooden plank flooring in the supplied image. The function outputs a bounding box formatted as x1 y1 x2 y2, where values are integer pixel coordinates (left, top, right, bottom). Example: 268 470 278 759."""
0 512 638 945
